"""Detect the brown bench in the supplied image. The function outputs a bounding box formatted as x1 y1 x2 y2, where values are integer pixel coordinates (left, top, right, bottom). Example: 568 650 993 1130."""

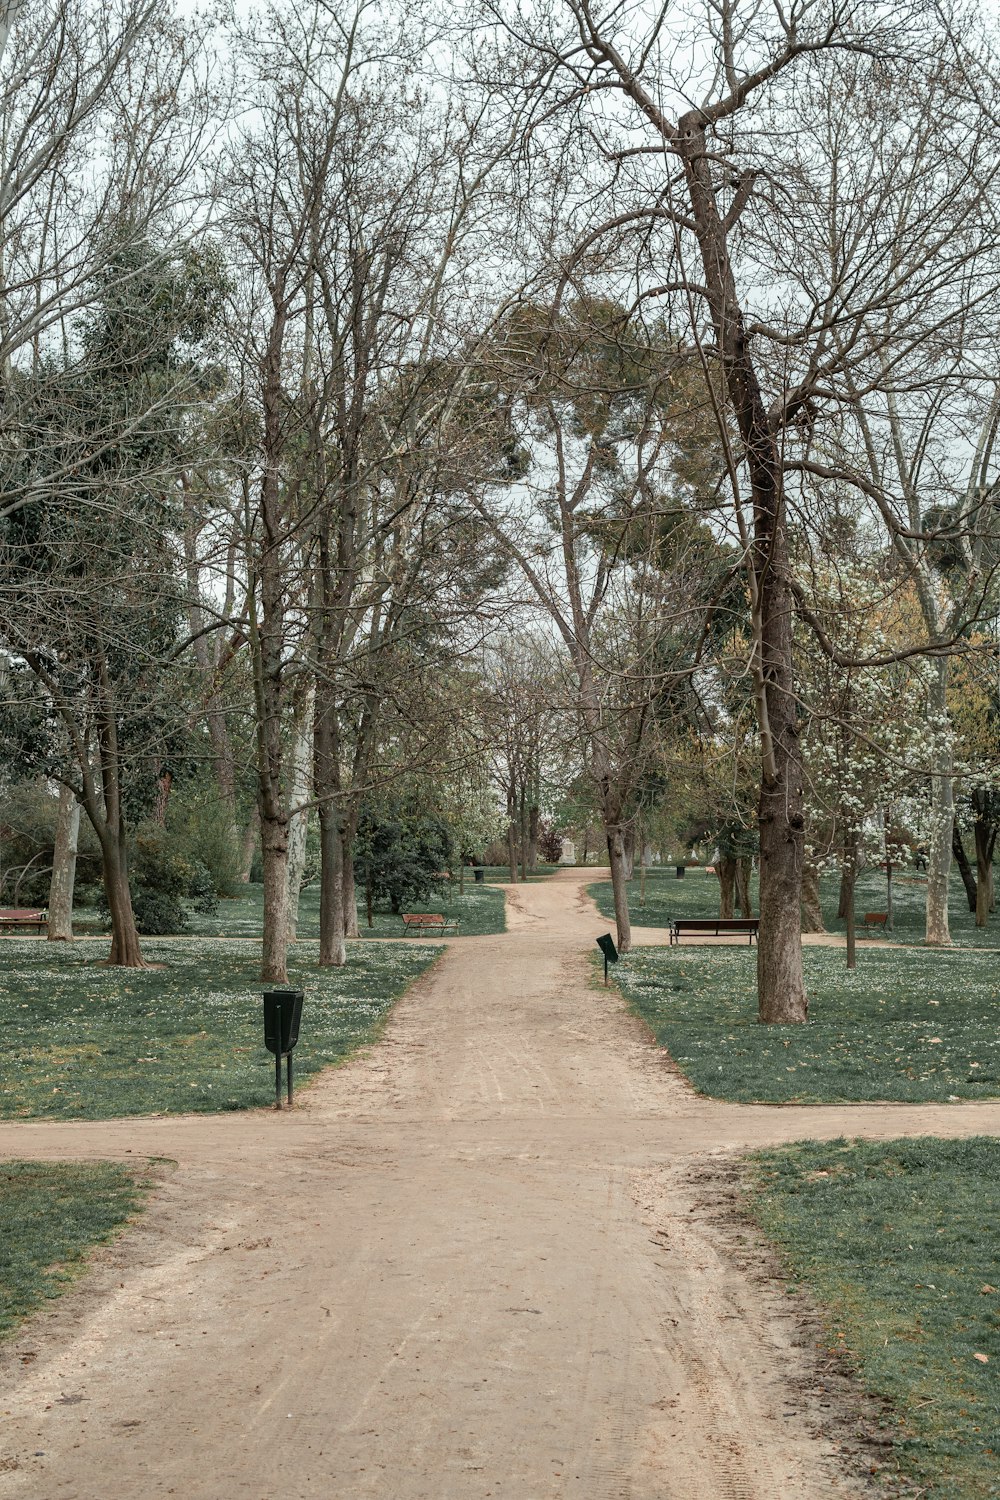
862 912 888 936
401 913 460 935
0 908 48 934
669 917 759 945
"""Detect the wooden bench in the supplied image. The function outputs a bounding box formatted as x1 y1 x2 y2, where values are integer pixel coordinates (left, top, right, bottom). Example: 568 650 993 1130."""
861 912 888 936
401 913 460 936
0 908 48 934
669 917 759 946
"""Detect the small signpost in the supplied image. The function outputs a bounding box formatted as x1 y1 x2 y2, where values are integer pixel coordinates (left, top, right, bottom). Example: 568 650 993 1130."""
263 990 304 1109
596 932 618 986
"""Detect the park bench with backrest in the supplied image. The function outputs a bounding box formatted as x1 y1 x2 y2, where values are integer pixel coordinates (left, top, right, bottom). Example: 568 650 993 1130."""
401 913 460 935
861 912 888 936
0 908 48 934
669 916 759 946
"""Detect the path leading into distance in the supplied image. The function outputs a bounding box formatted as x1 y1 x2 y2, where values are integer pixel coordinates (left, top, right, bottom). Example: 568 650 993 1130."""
2 870 998 1499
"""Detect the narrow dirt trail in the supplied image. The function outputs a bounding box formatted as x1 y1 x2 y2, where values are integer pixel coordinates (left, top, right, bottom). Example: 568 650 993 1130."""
2 871 999 1500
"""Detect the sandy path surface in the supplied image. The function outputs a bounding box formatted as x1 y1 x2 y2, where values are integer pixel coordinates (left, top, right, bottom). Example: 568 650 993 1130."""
2 870 999 1500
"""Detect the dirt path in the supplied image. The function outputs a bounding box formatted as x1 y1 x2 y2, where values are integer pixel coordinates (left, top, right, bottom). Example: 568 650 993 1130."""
2 871 999 1499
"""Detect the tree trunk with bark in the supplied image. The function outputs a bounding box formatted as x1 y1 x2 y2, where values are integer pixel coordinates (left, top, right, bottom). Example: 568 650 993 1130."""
975 820 993 929
677 116 806 1022
800 861 825 933
527 802 540 875
925 663 953 945
606 824 632 953
286 683 315 943
736 858 753 918
717 856 736 919
47 783 80 941
103 847 145 967
239 807 260 883
952 823 978 913
314 686 346 968
622 825 635 881
342 819 360 939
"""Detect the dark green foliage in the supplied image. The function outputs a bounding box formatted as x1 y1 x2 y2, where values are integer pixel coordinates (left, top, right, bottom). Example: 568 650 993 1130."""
164 785 244 898
355 801 453 914
746 1138 1000 1498
188 861 218 915
0 1161 145 1338
0 781 102 904
0 938 439 1119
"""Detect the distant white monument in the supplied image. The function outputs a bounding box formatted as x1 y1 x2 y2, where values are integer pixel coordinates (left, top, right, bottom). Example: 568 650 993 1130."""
559 838 576 865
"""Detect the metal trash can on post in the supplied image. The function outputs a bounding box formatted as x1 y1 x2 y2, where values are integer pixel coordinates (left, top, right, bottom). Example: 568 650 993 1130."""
473 866 484 884
263 990 304 1109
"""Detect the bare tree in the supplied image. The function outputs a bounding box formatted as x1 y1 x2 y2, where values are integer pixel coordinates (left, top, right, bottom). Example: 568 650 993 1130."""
474 0 1000 1015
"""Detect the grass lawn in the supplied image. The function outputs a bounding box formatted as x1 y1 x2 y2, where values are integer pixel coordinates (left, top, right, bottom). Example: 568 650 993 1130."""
613 944 1000 1103
0 938 440 1119
472 863 560 884
166 880 507 939
745 1137 1000 1499
0 1161 147 1338
588 866 1000 948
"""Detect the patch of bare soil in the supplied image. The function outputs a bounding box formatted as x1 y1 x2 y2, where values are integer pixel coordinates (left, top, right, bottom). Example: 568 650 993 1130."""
657 1153 916 1498
0 869 996 1498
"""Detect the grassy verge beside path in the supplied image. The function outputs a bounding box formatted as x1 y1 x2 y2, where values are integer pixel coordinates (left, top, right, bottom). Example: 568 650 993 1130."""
176 881 506 940
613 945 1000 1103
472 864 560 884
1 939 440 1119
588 866 1000 948
1 1161 147 1338
744 1137 1000 1499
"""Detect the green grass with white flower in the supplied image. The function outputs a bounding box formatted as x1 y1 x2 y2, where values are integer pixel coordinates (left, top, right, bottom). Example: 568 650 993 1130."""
744 1137 1000 1499
0 1160 148 1339
178 880 506 939
613 944 1000 1102
0 938 440 1119
589 865 1000 947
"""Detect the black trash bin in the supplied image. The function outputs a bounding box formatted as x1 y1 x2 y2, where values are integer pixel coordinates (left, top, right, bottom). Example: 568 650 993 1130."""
263 990 304 1110
675 865 686 879
263 990 304 1056
473 867 484 884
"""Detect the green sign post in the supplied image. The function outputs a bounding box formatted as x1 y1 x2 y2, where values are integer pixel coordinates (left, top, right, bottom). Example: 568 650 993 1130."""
596 933 618 986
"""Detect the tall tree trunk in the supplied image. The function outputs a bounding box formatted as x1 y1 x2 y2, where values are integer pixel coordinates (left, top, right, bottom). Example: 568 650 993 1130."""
507 787 518 883
925 663 953 945
239 807 259 884
47 783 80 941
253 295 293 986
606 825 632 954
974 819 992 929
678 115 806 1022
314 686 346 968
717 856 736 919
286 683 315 943
527 803 540 874
318 811 345 965
844 867 857 970
736 857 753 918
622 824 635 881
342 817 360 939
952 823 977 913
260 818 290 982
800 861 825 933
837 868 850 919
101 831 144 968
